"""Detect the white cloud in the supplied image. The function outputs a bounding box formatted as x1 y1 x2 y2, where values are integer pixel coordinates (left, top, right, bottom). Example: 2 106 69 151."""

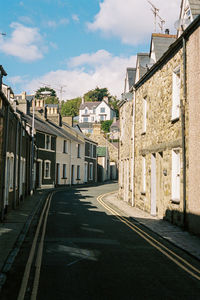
25 50 137 99
87 0 180 45
72 14 79 22
0 23 46 62
46 18 69 28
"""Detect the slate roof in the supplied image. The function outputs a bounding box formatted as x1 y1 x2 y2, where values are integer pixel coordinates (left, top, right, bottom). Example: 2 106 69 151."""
150 34 177 62
126 68 136 90
78 122 93 129
137 53 150 78
110 120 120 129
79 102 100 110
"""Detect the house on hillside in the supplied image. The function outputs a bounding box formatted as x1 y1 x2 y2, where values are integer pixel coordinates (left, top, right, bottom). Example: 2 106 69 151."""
79 97 116 124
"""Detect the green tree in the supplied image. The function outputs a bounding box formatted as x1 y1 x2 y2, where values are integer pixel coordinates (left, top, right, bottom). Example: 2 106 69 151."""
108 97 120 118
84 87 109 102
61 97 81 117
101 120 113 133
35 87 59 104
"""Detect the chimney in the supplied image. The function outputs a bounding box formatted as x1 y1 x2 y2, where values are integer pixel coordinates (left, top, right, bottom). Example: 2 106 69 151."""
92 123 101 135
22 91 26 101
103 96 108 103
62 116 73 127
165 29 169 35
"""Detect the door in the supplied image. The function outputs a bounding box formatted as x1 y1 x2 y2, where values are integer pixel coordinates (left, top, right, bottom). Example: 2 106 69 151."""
56 163 60 185
71 165 74 185
84 163 88 183
151 153 157 216
172 149 180 201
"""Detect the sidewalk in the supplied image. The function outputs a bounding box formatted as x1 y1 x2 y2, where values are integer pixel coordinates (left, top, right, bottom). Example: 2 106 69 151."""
103 192 200 261
0 189 50 290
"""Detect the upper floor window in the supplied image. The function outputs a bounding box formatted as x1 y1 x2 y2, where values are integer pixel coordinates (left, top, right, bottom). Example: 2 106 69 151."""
83 117 88 122
63 140 68 153
93 107 96 114
77 144 81 158
100 107 105 113
45 135 51 150
85 108 88 114
172 67 180 121
142 97 147 134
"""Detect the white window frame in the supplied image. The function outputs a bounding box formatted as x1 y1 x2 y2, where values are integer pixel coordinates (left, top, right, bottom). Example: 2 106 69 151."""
142 156 146 194
89 163 93 180
45 134 51 150
44 160 51 179
172 67 181 121
142 97 147 134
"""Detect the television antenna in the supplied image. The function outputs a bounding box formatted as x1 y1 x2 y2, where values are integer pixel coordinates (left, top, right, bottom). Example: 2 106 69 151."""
0 32 6 36
157 14 165 33
147 0 159 32
39 82 67 102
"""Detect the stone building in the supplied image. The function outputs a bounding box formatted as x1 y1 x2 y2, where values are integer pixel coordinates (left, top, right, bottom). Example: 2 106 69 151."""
119 13 200 234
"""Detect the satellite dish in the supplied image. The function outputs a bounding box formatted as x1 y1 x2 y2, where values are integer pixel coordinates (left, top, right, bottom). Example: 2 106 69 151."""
174 18 191 30
140 58 155 69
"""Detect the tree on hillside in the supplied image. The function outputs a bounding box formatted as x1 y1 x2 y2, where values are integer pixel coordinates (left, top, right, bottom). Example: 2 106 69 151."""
61 97 82 117
84 87 109 102
101 120 113 133
35 87 59 104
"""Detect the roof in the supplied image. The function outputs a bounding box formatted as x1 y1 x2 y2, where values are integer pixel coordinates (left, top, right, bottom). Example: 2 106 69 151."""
110 119 120 128
150 34 177 61
137 53 150 78
190 0 200 18
0 65 7 76
97 146 107 157
45 104 59 108
79 101 100 110
126 68 136 90
78 122 93 129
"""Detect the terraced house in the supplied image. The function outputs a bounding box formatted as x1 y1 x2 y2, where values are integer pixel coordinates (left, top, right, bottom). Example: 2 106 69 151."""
119 1 200 234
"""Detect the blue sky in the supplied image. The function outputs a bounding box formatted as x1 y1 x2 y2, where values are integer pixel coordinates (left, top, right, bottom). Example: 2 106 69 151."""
0 0 180 99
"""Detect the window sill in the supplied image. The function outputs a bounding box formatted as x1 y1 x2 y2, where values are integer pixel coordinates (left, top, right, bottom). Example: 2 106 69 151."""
171 116 179 123
170 198 180 204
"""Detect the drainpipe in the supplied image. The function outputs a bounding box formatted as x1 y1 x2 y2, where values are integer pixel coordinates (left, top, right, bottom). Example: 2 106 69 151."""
131 88 136 207
181 37 187 229
13 119 19 209
69 140 72 186
0 104 9 220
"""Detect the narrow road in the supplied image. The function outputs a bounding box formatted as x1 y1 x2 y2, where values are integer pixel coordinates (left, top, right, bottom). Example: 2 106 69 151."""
1 182 200 299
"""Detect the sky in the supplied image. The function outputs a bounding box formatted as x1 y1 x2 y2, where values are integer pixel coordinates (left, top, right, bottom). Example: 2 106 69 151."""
0 0 180 100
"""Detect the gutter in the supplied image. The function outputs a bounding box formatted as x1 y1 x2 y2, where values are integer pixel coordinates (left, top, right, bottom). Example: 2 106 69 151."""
181 37 187 229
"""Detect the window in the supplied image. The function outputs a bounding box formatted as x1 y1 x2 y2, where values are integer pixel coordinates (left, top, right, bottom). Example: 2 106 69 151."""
85 108 88 114
91 116 94 122
63 140 68 153
172 67 180 121
100 115 105 121
89 163 93 180
44 161 51 178
142 156 146 193
83 117 88 122
77 165 80 180
100 107 105 113
9 157 14 189
93 107 96 113
90 144 93 158
63 164 67 178
45 135 51 150
77 144 81 158
142 97 147 133
171 149 180 202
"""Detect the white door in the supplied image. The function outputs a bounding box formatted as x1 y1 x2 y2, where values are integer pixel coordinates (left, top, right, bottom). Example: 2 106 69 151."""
151 154 157 216
172 150 180 201
84 163 88 182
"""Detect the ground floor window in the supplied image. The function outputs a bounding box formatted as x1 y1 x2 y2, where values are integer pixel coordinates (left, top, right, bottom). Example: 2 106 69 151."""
77 165 80 180
44 160 51 179
63 164 67 178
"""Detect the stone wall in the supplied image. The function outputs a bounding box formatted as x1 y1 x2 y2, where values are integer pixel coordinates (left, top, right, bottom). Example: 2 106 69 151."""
187 26 200 234
118 101 133 203
134 48 184 226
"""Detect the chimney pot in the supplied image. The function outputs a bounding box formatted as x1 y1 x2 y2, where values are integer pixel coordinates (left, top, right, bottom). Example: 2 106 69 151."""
165 29 169 34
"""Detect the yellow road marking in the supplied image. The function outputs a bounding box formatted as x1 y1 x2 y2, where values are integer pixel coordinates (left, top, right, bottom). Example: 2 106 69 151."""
17 192 52 300
97 192 200 281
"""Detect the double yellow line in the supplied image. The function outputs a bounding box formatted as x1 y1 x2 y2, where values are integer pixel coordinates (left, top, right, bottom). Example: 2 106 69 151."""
97 192 200 281
17 192 54 300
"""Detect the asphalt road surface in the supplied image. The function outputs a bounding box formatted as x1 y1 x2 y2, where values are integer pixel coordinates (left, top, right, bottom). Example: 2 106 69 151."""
1 182 200 300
